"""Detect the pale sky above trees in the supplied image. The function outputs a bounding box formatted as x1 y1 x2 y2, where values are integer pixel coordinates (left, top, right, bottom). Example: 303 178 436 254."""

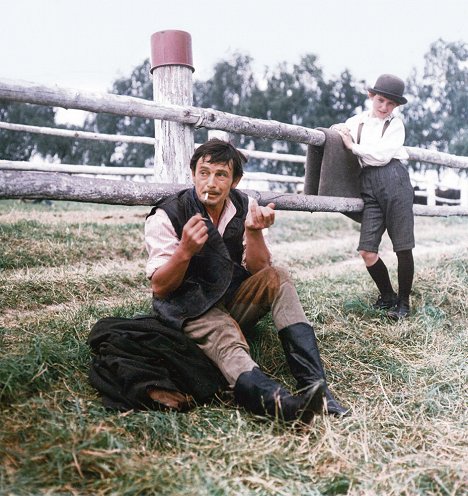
1 0 466 93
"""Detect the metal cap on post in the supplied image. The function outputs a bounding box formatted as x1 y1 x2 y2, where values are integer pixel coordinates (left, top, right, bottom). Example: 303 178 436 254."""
150 30 194 73
151 30 194 185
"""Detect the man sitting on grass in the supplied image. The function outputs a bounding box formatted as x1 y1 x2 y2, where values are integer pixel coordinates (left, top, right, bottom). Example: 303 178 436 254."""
144 138 348 421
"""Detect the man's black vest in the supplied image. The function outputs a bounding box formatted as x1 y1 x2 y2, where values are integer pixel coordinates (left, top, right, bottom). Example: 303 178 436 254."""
147 188 251 330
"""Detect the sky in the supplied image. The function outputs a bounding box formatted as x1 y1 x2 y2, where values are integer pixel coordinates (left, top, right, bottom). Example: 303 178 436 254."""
1 0 467 123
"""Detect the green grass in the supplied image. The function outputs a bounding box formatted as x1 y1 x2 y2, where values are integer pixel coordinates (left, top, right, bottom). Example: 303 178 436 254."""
1 200 467 495
0 220 145 269
1 270 147 310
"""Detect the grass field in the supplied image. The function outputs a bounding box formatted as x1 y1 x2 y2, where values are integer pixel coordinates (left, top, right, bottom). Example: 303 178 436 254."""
0 199 467 495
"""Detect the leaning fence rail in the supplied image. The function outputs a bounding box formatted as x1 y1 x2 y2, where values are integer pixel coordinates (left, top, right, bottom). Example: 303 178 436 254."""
2 169 466 217
2 79 468 169
1 160 464 207
0 79 326 146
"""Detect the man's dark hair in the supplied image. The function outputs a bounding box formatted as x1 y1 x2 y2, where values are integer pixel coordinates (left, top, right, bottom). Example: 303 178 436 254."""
190 138 247 180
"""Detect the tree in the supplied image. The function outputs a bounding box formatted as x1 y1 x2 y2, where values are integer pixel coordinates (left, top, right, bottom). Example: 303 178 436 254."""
44 59 156 168
193 52 263 148
319 69 367 127
79 59 155 167
5 40 465 175
0 102 56 161
404 39 468 156
247 56 365 176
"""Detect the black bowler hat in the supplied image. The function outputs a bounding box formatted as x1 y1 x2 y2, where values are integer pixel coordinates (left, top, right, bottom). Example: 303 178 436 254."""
368 74 407 105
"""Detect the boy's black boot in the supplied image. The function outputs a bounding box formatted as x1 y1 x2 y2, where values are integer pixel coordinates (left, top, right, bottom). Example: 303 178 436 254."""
373 291 398 310
234 367 324 423
278 323 349 416
388 296 411 320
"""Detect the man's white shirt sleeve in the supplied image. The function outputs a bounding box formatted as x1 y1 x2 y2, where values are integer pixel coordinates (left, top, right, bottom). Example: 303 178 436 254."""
144 209 179 279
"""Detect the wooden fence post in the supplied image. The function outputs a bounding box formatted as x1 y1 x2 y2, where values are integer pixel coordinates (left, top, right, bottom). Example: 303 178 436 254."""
150 30 194 184
207 130 232 142
426 177 436 206
460 175 468 207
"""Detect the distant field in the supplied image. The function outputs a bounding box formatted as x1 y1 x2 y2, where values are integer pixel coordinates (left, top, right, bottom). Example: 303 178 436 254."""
1 199 467 495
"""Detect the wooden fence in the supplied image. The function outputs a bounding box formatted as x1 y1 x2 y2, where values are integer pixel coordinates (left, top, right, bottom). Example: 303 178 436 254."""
0 78 468 216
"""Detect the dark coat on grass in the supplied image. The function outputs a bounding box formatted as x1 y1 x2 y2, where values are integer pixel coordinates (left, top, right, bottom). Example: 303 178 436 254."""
88 315 227 411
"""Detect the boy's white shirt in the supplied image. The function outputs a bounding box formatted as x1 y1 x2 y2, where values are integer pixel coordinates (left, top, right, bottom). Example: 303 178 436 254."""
144 195 271 279
345 111 409 167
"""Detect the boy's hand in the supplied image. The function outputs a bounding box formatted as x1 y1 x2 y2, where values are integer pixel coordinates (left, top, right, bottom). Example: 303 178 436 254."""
245 201 275 231
338 129 354 150
331 124 348 133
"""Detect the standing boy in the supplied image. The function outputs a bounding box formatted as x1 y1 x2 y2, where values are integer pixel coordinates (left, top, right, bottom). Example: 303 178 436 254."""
332 74 414 319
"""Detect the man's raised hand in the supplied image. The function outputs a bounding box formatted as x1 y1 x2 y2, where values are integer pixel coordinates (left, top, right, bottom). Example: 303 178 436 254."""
245 201 275 231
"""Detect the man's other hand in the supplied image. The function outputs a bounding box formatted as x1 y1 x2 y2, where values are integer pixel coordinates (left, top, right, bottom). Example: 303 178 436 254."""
245 201 275 231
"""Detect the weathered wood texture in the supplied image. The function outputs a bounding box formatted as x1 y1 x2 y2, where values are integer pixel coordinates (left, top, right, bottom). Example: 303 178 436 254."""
405 147 468 169
0 170 180 205
0 170 359 210
0 160 154 176
153 66 194 184
0 78 327 146
0 160 303 183
0 121 155 145
1 170 467 216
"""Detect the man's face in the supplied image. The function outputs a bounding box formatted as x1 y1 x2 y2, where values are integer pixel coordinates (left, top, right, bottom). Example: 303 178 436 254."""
192 156 240 211
370 93 399 119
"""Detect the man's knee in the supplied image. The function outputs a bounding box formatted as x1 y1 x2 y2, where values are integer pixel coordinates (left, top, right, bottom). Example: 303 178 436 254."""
252 265 292 287
271 265 291 284
233 266 281 305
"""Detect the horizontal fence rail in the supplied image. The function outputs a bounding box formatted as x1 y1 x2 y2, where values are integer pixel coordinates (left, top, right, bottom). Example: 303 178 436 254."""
0 160 463 207
0 170 360 211
0 159 155 176
1 78 468 169
0 120 155 145
3 119 466 170
1 170 467 217
0 121 307 164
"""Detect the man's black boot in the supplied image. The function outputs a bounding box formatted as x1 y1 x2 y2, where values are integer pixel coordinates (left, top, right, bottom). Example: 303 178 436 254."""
387 296 411 320
234 367 325 423
278 323 349 416
373 291 398 310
